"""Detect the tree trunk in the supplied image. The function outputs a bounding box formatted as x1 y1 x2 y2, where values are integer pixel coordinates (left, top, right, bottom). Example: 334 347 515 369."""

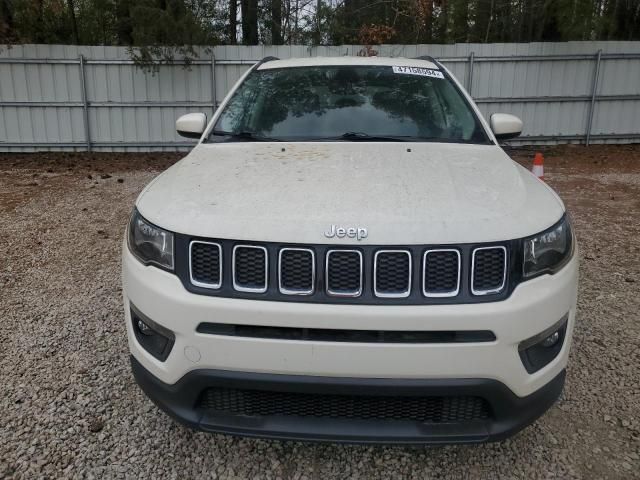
67 0 80 44
484 0 494 42
272 0 283 44
293 0 299 43
241 0 259 44
313 0 321 45
115 0 133 45
0 0 15 43
229 0 238 44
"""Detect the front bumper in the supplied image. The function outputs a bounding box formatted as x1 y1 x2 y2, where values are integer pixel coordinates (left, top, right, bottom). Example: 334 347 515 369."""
123 241 578 443
122 245 578 397
131 355 565 444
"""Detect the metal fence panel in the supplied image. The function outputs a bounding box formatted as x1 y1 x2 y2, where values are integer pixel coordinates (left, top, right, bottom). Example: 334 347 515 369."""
1 41 640 151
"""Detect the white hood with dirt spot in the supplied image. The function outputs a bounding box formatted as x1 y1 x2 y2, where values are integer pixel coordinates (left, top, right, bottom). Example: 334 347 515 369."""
136 142 564 244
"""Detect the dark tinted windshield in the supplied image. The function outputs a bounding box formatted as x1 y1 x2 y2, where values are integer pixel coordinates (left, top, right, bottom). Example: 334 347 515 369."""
209 65 489 143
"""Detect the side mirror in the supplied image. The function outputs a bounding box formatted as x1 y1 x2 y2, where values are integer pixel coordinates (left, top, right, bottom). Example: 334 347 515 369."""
176 113 207 139
490 113 523 141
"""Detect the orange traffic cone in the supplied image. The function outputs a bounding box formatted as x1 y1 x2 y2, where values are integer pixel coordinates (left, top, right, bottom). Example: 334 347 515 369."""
532 152 544 180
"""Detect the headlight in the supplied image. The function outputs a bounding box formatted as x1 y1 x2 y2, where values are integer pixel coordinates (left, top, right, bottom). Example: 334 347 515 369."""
128 209 174 270
523 215 573 279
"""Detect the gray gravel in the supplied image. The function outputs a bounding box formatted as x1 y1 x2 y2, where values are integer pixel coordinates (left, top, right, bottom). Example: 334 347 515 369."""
1 148 639 479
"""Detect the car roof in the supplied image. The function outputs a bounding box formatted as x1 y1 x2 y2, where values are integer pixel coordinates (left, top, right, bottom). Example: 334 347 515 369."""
257 56 439 71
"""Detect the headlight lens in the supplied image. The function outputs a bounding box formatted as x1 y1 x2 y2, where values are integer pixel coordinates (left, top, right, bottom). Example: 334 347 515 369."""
523 215 573 279
128 209 174 270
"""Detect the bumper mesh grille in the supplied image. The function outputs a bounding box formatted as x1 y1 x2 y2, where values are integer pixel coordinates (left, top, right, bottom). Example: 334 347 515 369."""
198 388 491 423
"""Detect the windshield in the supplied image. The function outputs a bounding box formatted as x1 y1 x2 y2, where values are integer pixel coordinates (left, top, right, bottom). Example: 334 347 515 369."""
208 65 489 143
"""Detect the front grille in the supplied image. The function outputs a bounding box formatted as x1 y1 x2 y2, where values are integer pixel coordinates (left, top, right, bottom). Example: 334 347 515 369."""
183 237 512 304
189 241 222 288
472 247 507 295
198 388 491 424
279 248 314 294
374 250 411 297
233 245 268 293
326 250 363 297
423 249 460 297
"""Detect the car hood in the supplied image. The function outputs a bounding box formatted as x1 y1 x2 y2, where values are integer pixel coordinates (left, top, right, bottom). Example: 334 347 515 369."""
137 142 564 244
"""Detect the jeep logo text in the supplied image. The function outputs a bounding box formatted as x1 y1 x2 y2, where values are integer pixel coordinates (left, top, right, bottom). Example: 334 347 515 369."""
324 225 368 241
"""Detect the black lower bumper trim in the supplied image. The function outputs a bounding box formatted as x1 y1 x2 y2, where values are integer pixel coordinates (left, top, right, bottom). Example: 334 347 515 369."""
130 356 565 445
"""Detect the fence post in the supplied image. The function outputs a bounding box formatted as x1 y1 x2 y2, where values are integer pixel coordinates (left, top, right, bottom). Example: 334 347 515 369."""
585 49 602 146
210 54 217 111
467 51 475 95
78 55 91 152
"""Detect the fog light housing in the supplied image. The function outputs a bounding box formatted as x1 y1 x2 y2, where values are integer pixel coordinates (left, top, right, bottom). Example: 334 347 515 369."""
130 304 175 361
519 315 568 374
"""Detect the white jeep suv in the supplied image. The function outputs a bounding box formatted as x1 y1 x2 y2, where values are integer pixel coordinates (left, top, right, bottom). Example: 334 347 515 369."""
123 56 578 444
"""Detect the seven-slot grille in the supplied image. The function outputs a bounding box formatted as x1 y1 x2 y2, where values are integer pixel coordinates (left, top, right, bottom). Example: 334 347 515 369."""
471 246 507 295
187 240 509 301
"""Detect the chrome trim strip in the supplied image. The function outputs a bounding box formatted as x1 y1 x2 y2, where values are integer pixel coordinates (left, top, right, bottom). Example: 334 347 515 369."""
278 248 315 295
422 249 461 298
232 245 268 293
325 250 363 297
471 246 508 296
373 250 412 298
188 241 222 289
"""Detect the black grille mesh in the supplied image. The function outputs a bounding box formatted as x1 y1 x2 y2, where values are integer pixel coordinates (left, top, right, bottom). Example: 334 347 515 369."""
375 251 410 294
190 242 221 286
327 251 362 294
199 388 491 423
234 247 267 290
473 248 506 293
280 249 314 293
424 250 459 294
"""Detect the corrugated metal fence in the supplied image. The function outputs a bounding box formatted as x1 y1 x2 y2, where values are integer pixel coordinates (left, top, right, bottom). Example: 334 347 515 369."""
1 42 639 151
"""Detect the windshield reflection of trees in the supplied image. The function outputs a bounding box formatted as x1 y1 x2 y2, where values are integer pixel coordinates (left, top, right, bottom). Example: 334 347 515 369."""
222 67 464 138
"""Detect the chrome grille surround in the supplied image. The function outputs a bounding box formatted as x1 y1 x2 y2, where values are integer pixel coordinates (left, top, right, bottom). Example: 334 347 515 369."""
373 250 412 298
182 236 514 305
471 246 507 296
422 249 461 298
325 249 363 297
188 240 223 289
232 245 268 293
278 247 316 295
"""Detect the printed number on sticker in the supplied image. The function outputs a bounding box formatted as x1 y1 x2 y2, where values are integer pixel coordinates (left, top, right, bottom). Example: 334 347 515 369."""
392 66 444 79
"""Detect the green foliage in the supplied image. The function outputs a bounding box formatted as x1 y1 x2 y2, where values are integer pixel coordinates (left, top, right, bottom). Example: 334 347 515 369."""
1 0 639 65
125 0 221 72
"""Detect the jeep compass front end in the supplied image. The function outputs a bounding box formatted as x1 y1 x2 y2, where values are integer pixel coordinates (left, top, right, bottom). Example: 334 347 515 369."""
122 56 578 444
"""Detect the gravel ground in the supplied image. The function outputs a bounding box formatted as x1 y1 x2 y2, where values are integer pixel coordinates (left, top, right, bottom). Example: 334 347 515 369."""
1 145 639 479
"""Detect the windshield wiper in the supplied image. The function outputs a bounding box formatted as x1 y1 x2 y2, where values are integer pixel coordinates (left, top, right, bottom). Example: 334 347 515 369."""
210 130 281 142
327 132 424 142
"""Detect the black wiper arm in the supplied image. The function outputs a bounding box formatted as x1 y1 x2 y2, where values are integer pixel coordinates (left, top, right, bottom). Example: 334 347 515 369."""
337 132 415 142
211 130 281 142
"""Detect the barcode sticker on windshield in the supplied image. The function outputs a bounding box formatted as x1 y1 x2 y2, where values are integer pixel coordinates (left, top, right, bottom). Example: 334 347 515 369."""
392 66 444 79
